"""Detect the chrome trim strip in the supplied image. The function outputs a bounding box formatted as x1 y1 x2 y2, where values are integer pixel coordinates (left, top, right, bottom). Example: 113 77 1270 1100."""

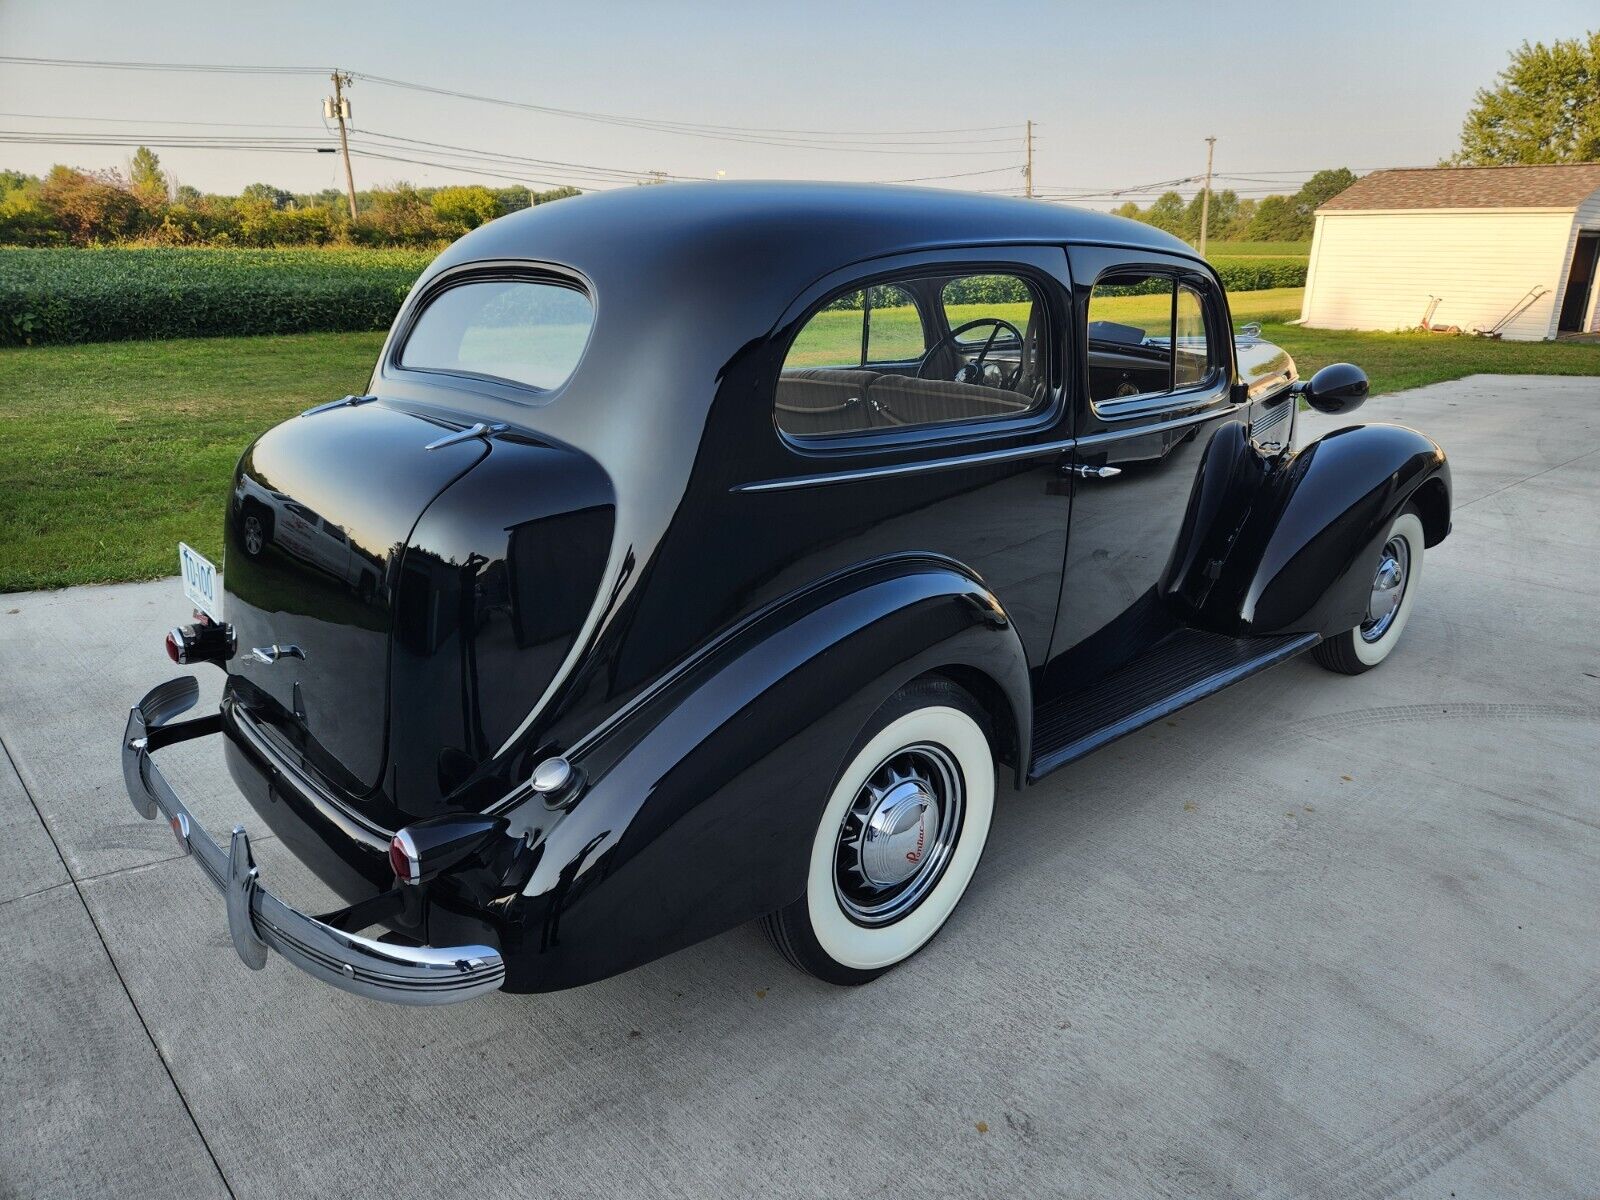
1075 402 1243 450
228 703 392 847
734 403 1245 494
484 553 985 814
123 679 505 1006
732 438 1078 493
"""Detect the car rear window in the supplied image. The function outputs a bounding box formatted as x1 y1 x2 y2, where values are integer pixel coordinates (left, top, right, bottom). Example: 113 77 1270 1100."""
399 279 593 391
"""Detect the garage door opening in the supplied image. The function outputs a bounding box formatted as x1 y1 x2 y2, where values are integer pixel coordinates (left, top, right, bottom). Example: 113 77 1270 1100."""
1559 233 1600 333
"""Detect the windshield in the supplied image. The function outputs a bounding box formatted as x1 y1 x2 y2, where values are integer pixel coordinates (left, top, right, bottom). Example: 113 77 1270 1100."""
399 278 593 391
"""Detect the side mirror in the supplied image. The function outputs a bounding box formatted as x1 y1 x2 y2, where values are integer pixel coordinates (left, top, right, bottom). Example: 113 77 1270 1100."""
1293 362 1369 415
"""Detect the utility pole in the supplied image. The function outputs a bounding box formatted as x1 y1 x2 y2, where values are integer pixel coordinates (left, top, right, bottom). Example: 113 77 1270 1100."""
327 71 357 223
1198 135 1216 256
1024 119 1034 199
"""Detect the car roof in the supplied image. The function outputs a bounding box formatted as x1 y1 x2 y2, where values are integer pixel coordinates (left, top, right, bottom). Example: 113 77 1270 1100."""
426 181 1198 295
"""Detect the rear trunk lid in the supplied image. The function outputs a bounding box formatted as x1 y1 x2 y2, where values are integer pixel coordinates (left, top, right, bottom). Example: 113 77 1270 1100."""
224 397 616 824
224 401 487 795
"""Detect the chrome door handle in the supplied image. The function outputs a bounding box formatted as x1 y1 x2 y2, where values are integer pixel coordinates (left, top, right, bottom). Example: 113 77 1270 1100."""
1070 464 1122 479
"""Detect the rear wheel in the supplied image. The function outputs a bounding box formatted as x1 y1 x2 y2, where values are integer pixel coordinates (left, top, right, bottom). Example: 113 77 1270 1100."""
762 678 995 985
1312 508 1425 675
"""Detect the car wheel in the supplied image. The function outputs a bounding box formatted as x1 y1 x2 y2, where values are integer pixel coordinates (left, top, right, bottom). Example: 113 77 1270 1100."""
1312 507 1425 675
761 677 995 985
241 510 268 557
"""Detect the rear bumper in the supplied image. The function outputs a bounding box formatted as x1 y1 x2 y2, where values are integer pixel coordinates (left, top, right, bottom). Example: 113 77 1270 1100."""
121 676 505 1005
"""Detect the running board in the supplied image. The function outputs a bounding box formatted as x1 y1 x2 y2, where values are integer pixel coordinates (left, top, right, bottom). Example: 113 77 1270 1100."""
1028 629 1318 781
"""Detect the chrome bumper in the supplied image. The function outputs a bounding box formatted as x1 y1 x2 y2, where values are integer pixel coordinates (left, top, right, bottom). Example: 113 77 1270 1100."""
121 677 505 1005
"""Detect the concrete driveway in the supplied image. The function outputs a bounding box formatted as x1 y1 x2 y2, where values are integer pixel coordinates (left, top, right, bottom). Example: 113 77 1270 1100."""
2 374 1597 1199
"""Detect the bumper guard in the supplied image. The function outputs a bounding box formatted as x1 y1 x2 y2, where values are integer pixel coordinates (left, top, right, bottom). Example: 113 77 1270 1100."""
121 677 505 1005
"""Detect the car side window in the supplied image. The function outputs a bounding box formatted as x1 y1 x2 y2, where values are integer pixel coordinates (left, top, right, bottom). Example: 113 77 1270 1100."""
784 284 921 370
1086 272 1216 404
776 271 1048 439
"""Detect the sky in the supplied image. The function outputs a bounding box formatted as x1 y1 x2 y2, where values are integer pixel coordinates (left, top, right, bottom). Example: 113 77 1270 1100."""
0 0 1595 210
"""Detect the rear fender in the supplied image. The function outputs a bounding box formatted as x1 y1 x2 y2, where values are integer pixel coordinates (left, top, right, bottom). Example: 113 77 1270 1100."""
492 557 1030 991
1163 422 1450 637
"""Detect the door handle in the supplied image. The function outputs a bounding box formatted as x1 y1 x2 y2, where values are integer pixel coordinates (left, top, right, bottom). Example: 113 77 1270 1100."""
1069 464 1122 479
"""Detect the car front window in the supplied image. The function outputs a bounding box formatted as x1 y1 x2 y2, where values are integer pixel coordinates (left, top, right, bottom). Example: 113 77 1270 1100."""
1086 272 1216 404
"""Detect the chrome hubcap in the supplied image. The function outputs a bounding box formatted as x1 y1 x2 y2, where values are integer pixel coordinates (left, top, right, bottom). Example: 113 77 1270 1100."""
835 744 964 926
1361 535 1410 643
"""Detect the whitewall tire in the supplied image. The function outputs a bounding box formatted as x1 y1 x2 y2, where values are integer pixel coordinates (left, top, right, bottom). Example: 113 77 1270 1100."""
1312 508 1426 675
762 678 995 984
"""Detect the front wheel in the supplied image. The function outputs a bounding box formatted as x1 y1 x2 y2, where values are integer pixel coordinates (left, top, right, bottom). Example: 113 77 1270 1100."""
761 678 995 985
1312 508 1426 675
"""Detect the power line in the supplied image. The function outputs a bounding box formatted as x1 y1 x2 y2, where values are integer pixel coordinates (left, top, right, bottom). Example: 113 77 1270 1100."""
0 54 324 76
352 70 1019 142
0 55 1022 148
0 110 326 131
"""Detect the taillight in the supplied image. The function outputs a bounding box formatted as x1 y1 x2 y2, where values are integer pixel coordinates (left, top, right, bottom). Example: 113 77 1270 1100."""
389 830 420 884
387 816 506 886
162 622 235 667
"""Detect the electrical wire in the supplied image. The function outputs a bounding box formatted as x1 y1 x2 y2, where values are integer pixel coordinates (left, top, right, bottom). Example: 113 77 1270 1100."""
0 55 1023 148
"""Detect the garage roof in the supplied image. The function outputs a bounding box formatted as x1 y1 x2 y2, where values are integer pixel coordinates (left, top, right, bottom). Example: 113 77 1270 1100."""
1319 163 1600 212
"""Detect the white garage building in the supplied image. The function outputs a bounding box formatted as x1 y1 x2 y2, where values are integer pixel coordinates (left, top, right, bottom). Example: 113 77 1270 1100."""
1300 163 1600 341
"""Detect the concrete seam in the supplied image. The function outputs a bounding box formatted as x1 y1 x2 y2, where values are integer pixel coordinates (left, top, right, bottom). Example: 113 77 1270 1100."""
0 728 238 1200
1454 443 1600 513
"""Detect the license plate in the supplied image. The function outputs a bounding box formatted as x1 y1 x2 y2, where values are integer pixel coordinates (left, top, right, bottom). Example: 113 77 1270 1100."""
179 543 221 621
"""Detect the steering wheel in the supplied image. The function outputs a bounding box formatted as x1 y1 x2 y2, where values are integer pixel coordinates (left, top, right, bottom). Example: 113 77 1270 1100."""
917 317 1026 382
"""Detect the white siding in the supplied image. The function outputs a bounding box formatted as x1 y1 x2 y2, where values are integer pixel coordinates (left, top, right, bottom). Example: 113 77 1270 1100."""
1300 208 1578 341
1555 191 1600 335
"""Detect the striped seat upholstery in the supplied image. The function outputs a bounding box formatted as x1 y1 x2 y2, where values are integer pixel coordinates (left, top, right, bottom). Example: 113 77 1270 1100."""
866 375 1031 427
774 368 880 435
775 367 1033 436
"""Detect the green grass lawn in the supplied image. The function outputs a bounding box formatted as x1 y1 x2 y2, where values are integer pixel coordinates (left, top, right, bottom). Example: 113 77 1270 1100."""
1 307 1595 591
0 332 383 591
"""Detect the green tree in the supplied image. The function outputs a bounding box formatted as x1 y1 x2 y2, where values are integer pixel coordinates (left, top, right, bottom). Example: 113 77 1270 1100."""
38 166 143 243
0 181 61 245
240 182 294 209
1245 193 1300 241
1183 188 1242 244
350 182 448 246
1454 31 1600 164
129 146 169 205
531 186 580 205
1142 190 1187 235
1292 168 1356 216
492 185 533 214
431 185 500 231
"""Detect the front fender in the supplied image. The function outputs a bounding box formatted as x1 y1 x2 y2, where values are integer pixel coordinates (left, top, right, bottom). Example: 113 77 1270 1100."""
1164 421 1450 637
493 557 1030 991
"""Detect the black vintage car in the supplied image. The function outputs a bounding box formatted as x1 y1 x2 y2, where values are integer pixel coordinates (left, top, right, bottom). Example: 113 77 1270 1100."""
124 183 1450 1003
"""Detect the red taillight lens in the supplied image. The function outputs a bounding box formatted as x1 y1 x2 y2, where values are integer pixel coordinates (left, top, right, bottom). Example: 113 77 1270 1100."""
165 629 183 663
389 833 415 883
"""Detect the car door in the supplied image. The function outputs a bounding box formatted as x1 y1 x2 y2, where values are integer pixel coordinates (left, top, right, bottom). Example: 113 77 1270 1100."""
722 245 1076 673
1044 244 1246 691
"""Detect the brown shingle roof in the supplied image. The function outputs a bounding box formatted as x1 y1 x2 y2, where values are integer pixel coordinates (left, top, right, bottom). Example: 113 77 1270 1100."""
1319 163 1600 212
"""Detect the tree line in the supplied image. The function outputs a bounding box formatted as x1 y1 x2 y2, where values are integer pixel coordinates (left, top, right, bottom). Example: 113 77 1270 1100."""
0 148 579 247
1108 169 1356 245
